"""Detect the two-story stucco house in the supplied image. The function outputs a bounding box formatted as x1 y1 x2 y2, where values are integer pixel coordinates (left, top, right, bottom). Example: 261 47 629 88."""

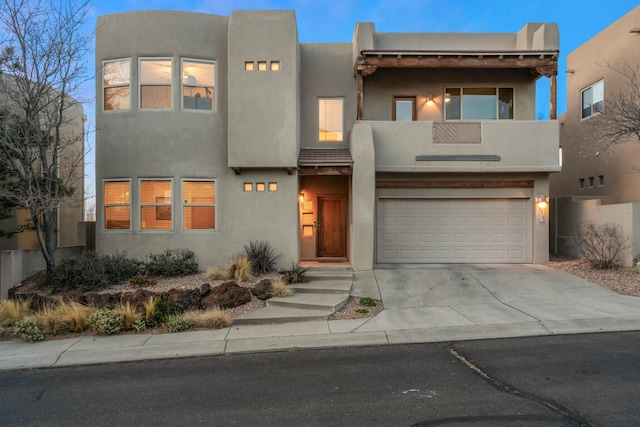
95 10 560 271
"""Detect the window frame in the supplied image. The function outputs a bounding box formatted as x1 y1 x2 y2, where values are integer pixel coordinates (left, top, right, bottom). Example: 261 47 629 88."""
139 178 173 232
581 79 604 120
103 179 132 232
318 97 344 142
182 179 216 231
102 58 131 112
444 86 515 121
139 57 173 110
181 58 216 113
392 95 417 121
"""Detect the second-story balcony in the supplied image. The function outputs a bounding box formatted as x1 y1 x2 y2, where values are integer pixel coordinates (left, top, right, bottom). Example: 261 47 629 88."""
357 120 560 173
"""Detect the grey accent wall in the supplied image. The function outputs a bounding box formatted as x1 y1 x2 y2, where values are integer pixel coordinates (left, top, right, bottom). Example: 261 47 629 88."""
300 43 357 149
227 10 299 168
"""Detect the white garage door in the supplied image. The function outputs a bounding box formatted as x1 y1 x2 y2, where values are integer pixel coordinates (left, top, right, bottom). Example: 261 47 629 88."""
377 198 531 263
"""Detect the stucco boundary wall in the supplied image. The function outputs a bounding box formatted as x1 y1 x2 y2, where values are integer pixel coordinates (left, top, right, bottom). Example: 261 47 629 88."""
0 246 84 300
551 197 640 267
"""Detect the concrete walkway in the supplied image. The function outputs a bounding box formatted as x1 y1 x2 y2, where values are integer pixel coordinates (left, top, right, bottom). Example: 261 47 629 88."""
2 264 640 371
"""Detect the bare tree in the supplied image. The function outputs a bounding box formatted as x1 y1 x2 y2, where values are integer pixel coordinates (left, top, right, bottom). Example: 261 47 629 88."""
0 0 91 274
589 64 640 150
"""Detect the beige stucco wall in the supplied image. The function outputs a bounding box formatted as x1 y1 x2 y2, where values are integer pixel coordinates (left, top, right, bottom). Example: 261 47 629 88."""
95 11 298 269
551 5 640 203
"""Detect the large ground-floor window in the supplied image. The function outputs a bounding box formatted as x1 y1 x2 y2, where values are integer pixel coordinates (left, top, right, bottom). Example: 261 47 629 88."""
104 180 131 230
140 179 173 230
182 179 215 230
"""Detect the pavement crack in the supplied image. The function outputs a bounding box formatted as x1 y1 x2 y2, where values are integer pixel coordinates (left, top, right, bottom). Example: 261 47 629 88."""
450 347 592 427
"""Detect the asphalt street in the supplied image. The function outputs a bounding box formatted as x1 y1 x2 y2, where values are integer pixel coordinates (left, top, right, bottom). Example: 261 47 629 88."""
2 331 639 426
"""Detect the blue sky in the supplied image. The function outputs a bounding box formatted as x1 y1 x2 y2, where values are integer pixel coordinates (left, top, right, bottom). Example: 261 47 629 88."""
82 0 640 211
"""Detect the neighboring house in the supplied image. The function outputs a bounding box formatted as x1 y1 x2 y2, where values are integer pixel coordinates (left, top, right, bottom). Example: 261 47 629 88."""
0 76 85 252
95 10 560 270
549 5 640 265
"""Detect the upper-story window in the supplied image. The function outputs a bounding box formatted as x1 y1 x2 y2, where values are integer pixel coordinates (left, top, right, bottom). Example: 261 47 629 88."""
182 59 215 112
581 80 604 119
103 59 130 111
445 87 514 120
318 98 343 142
139 58 172 109
393 96 417 121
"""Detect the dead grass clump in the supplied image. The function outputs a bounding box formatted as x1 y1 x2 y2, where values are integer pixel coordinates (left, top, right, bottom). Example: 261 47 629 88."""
182 306 231 329
116 301 138 330
226 257 252 282
206 266 229 280
271 279 293 297
0 298 32 327
31 299 94 334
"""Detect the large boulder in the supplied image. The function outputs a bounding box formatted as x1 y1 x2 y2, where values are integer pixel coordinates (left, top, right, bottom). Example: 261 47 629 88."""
201 281 251 309
251 279 273 301
166 288 202 310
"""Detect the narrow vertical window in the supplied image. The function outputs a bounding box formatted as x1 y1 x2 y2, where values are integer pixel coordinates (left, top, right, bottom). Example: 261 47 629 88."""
581 80 604 119
104 180 131 230
183 180 215 230
182 59 215 111
103 59 130 111
140 179 172 230
140 58 172 109
393 96 417 121
318 98 344 142
444 88 461 120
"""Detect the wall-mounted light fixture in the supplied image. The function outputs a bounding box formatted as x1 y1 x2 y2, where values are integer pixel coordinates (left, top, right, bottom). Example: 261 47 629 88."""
536 195 549 223
299 192 305 203
426 94 435 106
566 69 575 74
630 27 640 33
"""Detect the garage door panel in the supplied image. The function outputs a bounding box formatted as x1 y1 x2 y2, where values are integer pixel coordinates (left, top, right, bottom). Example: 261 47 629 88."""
377 198 531 263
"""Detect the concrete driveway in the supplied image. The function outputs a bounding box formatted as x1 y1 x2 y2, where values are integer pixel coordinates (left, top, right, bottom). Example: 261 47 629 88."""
352 264 640 336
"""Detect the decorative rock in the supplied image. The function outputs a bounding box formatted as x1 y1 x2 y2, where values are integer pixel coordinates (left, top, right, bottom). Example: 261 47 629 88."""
251 279 273 300
166 288 201 310
201 281 251 309
121 289 155 310
200 283 212 298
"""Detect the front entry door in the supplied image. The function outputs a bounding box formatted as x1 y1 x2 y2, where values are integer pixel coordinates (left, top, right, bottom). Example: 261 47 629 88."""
317 195 346 258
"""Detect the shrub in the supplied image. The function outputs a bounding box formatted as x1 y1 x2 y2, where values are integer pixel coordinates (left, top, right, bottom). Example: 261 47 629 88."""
182 306 231 329
146 248 199 277
282 262 308 283
102 251 140 283
0 298 31 327
356 308 369 314
128 272 157 287
133 317 147 332
143 296 183 327
271 279 293 297
567 221 630 268
226 257 252 282
33 303 57 334
206 266 229 280
16 319 44 342
359 297 377 307
167 315 193 333
47 251 140 292
243 240 280 274
90 308 124 335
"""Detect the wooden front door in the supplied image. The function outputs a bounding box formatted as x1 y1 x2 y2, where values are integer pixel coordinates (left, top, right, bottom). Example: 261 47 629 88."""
317 195 346 258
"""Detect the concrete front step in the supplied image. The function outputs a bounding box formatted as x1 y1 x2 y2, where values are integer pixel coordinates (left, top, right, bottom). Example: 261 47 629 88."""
232 306 333 325
290 280 352 294
305 269 353 281
267 292 349 311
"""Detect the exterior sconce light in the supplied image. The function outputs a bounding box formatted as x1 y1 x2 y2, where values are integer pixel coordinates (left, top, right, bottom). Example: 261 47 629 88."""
299 192 305 203
426 94 435 106
536 195 549 223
